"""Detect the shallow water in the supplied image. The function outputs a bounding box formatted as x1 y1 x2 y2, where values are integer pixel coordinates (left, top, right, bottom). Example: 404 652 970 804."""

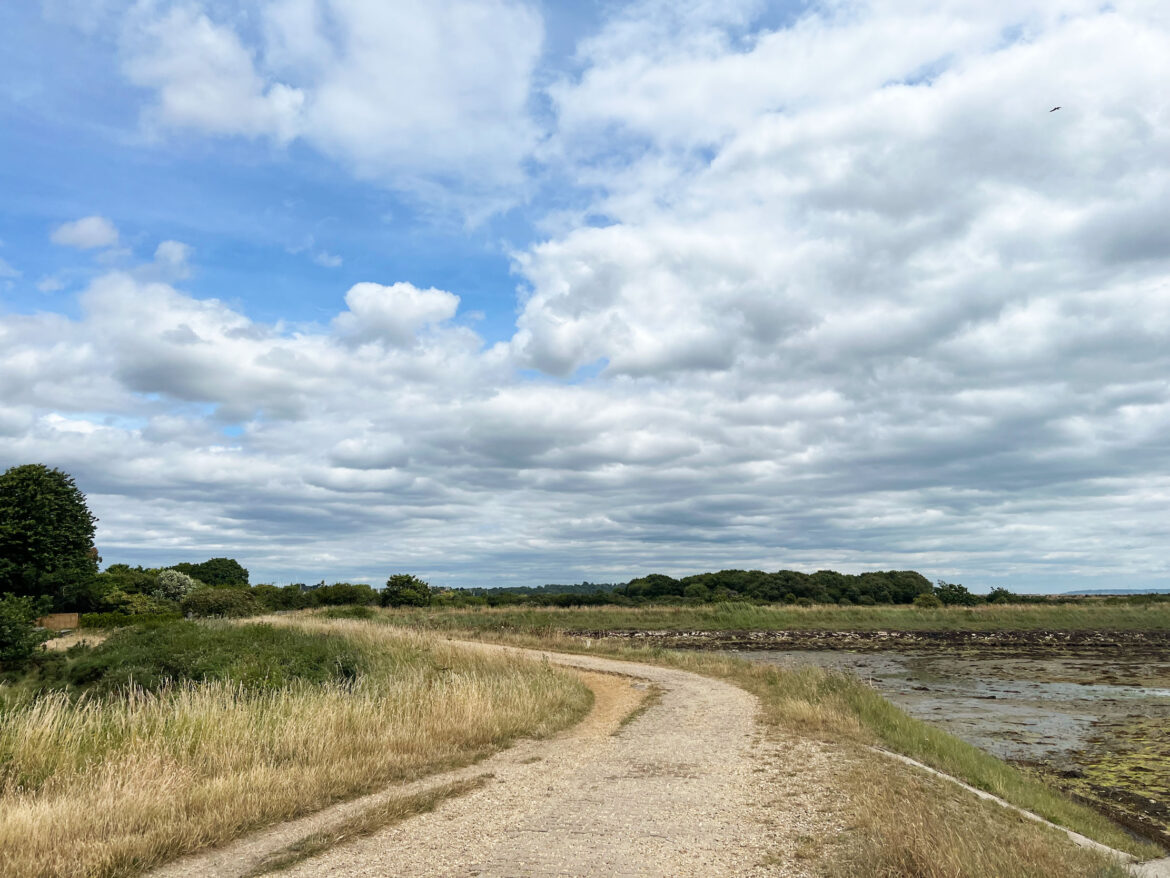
727 648 1170 763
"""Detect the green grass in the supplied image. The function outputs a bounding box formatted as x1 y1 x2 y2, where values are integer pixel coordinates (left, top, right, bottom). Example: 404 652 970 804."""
387 600 1170 633
23 621 367 695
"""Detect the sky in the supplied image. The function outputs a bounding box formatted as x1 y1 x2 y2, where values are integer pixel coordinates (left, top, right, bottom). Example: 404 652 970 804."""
1 0 1169 591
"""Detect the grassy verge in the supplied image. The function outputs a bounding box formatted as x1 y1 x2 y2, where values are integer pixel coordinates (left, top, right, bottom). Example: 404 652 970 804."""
829 760 1135 878
380 613 1162 873
385 600 1170 633
0 617 591 878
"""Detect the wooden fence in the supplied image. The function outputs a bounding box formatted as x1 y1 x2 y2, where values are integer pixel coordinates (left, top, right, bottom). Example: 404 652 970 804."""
36 612 80 631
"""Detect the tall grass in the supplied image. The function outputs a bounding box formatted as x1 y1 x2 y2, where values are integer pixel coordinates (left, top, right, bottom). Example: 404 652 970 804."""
829 760 1134 878
0 619 591 878
390 600 1170 633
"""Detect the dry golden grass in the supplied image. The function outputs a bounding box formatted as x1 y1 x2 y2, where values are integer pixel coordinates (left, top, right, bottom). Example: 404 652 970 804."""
828 756 1133 878
0 618 591 878
42 629 108 651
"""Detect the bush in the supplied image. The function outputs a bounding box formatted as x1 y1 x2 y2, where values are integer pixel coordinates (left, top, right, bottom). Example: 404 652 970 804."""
913 592 944 609
0 594 51 669
320 605 377 620
312 582 378 606
57 621 367 694
154 568 202 601
250 583 316 611
80 611 182 628
180 587 260 618
101 588 175 616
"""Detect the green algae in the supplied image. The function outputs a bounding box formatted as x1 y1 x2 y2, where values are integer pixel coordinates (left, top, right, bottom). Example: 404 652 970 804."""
1062 714 1170 845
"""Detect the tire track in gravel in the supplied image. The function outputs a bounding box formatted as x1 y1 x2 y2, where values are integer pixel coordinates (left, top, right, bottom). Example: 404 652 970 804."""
151 642 845 878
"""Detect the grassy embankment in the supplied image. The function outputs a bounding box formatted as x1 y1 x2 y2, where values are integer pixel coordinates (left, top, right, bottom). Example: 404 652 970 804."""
0 617 591 878
390 599 1170 633
383 604 1164 876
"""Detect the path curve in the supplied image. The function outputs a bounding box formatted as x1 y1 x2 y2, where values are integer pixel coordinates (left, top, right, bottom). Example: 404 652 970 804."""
152 641 843 878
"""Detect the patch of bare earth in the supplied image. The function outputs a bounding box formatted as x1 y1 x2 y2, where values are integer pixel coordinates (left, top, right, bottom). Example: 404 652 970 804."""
151 643 848 877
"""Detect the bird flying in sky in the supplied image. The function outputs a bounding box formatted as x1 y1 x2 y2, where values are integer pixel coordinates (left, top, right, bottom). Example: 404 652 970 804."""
1050 106 1061 112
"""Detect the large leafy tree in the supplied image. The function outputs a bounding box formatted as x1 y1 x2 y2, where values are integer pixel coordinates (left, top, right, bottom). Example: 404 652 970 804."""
0 464 99 605
172 557 249 587
381 574 432 607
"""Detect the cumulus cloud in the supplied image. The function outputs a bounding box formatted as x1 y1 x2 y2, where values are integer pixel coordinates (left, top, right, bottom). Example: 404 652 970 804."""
50 215 120 249
333 282 461 347
148 240 193 280
118 0 544 209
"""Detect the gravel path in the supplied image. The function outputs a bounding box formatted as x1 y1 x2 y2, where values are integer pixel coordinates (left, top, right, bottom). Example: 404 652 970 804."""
152 641 845 878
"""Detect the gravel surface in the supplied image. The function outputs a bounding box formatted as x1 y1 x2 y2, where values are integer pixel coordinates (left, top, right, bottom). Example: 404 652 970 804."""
151 642 847 877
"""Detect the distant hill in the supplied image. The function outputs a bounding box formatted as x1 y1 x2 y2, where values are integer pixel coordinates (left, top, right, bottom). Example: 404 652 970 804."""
1061 588 1170 595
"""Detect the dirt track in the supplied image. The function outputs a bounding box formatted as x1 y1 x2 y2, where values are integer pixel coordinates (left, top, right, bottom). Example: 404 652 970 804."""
151 642 845 877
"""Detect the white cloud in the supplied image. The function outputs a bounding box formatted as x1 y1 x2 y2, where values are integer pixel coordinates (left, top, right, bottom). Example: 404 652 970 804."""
37 275 65 293
0 257 19 278
119 0 544 211
333 282 461 346
122 4 304 141
150 238 194 276
50 215 120 249
313 251 342 268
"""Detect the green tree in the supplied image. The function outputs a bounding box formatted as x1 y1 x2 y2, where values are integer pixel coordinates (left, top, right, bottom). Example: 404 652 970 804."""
0 464 98 607
0 593 51 669
172 557 249 586
933 580 981 606
381 574 432 607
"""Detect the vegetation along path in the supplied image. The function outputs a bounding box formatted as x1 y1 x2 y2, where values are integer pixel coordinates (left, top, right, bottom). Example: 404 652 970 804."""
153 641 845 877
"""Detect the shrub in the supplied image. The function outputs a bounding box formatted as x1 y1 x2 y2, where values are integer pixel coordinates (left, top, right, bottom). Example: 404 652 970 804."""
320 605 377 620
80 611 182 628
59 621 366 694
0 593 51 669
913 592 943 609
101 588 175 616
312 582 378 606
154 568 202 601
251 583 316 611
180 587 260 618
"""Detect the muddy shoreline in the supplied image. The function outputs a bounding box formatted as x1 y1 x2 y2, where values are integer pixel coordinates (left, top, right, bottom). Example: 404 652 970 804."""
566 627 1170 652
